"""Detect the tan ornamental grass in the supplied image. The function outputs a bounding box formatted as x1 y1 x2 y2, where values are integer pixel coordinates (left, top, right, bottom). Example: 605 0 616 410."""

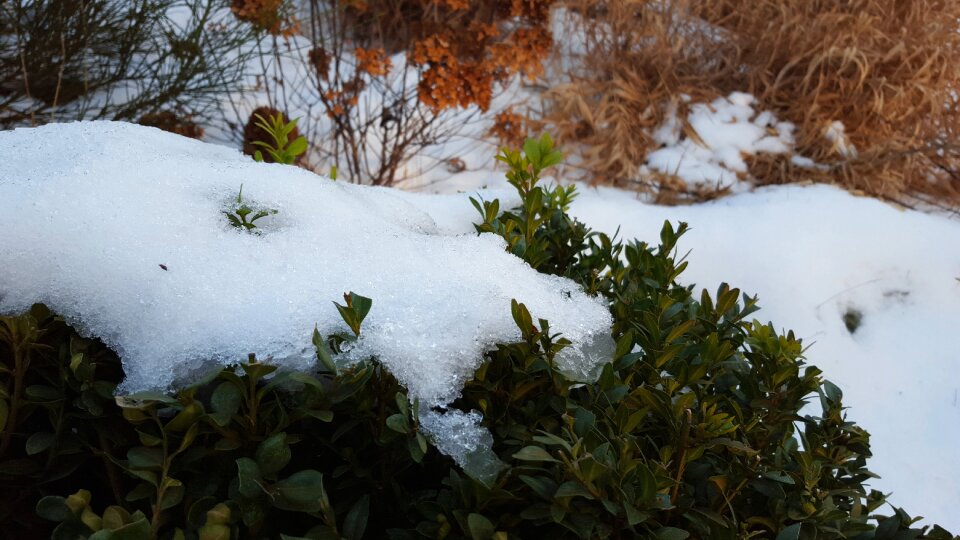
544 0 960 208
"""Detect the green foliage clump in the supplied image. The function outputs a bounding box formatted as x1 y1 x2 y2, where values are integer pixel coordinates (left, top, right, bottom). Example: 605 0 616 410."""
0 138 956 539
251 112 308 165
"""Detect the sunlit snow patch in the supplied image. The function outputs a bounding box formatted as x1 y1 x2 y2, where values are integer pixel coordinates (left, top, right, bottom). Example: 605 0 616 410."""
646 92 795 190
0 122 613 479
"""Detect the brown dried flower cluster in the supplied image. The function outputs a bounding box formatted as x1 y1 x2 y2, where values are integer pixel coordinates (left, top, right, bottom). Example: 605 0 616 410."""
230 0 298 36
342 0 556 112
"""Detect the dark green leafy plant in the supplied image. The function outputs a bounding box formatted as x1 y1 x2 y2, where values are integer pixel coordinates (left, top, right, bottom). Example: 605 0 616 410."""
472 133 586 276
0 139 955 539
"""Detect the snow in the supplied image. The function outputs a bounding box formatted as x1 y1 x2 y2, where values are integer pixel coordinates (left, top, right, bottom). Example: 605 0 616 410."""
0 122 612 411
645 92 796 190
419 409 506 484
825 120 858 158
567 184 960 530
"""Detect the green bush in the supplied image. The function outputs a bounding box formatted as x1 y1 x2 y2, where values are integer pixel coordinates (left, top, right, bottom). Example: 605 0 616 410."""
0 138 955 539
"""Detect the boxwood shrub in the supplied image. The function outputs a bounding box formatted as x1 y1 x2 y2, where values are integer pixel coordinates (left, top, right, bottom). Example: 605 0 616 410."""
0 136 955 539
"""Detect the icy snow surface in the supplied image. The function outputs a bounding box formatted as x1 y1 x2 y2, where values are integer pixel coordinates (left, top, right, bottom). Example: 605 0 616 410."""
0 122 612 410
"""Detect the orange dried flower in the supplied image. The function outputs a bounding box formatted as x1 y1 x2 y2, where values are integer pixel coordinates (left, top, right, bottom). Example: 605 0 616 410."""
437 0 471 9
308 47 331 80
355 47 392 77
491 27 551 79
231 0 298 36
488 107 528 147
337 0 557 112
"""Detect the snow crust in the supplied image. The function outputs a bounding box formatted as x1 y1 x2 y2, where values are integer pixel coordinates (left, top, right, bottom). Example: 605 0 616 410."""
0 122 612 411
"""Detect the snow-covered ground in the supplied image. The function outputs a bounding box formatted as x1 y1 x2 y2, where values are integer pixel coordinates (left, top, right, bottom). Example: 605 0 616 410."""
0 121 957 528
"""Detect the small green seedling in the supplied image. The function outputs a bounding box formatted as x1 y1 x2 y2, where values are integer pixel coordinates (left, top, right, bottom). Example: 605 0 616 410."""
225 184 277 233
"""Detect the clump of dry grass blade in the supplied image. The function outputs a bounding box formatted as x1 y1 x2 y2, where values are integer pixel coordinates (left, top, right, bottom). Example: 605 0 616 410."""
545 0 960 208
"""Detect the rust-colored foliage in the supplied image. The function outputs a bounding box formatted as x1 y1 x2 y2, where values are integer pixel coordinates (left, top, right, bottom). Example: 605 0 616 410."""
355 47 392 77
488 106 533 148
239 0 556 185
546 0 960 207
231 0 298 36
137 111 204 140
345 0 556 111
242 106 304 164
308 47 332 80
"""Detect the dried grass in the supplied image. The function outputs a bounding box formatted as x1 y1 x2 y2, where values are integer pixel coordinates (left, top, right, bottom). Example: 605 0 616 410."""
544 0 960 207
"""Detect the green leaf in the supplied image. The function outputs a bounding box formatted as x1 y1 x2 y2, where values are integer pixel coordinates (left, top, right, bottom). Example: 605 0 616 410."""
90 517 151 540
385 413 410 434
274 470 326 512
236 457 264 498
101 506 132 530
115 391 178 409
764 470 796 484
239 498 266 527
305 409 334 422
127 446 163 470
36 496 71 522
394 392 409 417
541 150 563 169
523 138 542 169
256 432 292 477
572 407 596 437
160 479 185 510
313 326 338 374
519 475 557 500
211 381 241 416
636 463 657 504
214 437 242 451
654 527 690 540
287 136 308 157
342 495 370 540
122 482 153 502
512 446 559 462
467 513 495 540
554 481 594 500
775 523 803 540
186 497 218 529
407 435 426 463
25 384 60 401
25 431 56 455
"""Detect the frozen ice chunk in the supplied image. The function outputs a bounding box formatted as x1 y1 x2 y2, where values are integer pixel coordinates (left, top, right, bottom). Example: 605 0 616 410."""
556 330 617 382
419 409 506 485
0 122 613 410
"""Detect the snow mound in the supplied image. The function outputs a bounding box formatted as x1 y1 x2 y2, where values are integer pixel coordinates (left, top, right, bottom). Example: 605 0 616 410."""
0 122 612 408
